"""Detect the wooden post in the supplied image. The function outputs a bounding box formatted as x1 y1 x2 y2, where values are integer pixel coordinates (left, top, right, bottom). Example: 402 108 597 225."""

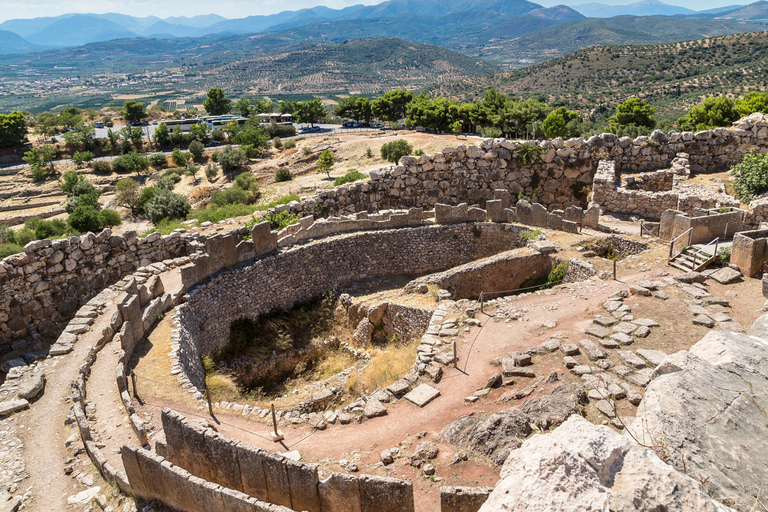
270 403 284 442
453 342 458 368
613 260 617 281
206 387 213 417
480 291 484 314
131 371 138 398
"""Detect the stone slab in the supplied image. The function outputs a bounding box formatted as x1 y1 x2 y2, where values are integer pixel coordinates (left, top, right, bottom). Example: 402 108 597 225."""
585 325 611 339
404 383 441 408
0 399 29 416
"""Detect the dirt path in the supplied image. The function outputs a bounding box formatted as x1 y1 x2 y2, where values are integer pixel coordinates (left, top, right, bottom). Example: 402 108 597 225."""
15 287 120 512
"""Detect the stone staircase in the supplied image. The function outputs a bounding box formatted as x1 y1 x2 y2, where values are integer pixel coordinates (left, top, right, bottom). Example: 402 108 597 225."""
668 245 715 272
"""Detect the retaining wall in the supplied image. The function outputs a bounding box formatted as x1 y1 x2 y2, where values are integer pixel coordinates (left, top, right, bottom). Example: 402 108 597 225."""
160 408 415 512
731 229 768 276
403 248 553 299
174 223 525 393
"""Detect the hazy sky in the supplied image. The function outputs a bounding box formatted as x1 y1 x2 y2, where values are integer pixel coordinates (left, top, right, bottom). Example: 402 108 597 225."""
0 0 747 22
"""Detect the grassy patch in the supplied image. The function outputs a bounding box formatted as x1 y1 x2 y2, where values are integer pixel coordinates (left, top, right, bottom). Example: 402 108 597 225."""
347 338 419 395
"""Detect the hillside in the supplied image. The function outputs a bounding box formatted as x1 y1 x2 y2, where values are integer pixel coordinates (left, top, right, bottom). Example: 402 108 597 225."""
0 29 41 55
716 1 768 22
573 0 696 18
429 31 768 121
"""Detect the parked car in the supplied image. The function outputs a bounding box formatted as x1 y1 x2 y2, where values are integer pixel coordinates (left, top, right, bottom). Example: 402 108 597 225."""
204 141 222 148
310 126 321 133
94 122 104 128
106 122 113 127
342 121 354 128
299 127 312 134
152 120 158 125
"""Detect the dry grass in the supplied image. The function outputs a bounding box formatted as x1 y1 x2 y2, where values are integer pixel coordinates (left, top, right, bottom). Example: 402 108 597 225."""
347 338 419 395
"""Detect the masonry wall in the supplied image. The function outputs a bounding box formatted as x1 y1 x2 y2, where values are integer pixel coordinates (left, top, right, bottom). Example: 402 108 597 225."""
0 228 199 354
403 248 553 299
160 408 415 512
175 223 524 391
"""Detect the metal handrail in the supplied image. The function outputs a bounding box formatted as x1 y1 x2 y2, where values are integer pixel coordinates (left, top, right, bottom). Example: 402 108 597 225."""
693 236 720 270
668 227 693 262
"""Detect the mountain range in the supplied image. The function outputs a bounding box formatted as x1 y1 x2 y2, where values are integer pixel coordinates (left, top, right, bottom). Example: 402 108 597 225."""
0 0 766 54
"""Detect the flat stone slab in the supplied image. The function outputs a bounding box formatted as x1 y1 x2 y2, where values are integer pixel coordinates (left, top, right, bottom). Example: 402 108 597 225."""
708 267 742 284
618 351 646 369
563 356 578 368
632 318 659 327
612 322 637 335
48 343 73 356
593 315 617 327
560 343 580 356
363 398 388 418
404 383 441 408
654 291 668 300
571 365 592 375
595 399 616 418
603 301 623 313
704 296 730 307
598 338 620 349
609 333 634 346
0 399 29 416
585 325 611 339
693 315 715 328
673 271 706 283
719 321 745 333
626 368 654 387
681 285 710 299
579 339 606 359
634 326 650 338
636 349 668 367
710 312 732 323
17 373 45 400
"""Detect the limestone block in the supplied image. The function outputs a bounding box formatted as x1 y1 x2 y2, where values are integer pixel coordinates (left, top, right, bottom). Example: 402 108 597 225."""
179 263 199 290
319 473 362 512
120 445 149 499
486 200 504 222
261 451 293 509
440 486 493 512
286 459 321 512
503 208 517 223
237 444 270 502
206 234 239 273
252 221 278 258
359 475 414 512
493 189 511 209
530 203 548 228
516 200 532 225
564 206 583 226
204 429 243 492
468 207 486 222
547 212 563 230
583 203 600 229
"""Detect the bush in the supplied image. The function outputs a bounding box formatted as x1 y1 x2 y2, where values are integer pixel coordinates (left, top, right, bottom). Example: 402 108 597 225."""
218 146 247 173
115 178 140 214
149 152 168 167
210 187 247 206
282 139 296 150
380 139 413 163
99 209 122 227
171 148 191 167
235 171 256 191
11 227 36 247
0 243 23 259
275 167 292 182
157 176 178 190
240 144 259 158
302 147 311 156
205 163 218 181
194 203 259 224
32 165 50 182
189 140 205 160
365 147 373 158
68 205 104 233
264 124 296 138
162 169 182 182
264 210 302 230
144 188 191 223
414 148 424 156
273 137 282 150
519 229 542 241
64 180 101 213
72 151 94 166
112 152 149 175
29 218 67 239
717 247 732 264
545 262 568 288
333 169 366 186
92 160 111 173
731 150 768 203
317 149 335 178
137 186 159 213
60 171 85 196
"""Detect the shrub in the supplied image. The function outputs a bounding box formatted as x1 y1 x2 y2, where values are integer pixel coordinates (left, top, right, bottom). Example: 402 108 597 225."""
273 137 282 149
717 247 732 264
731 150 768 203
205 163 218 181
0 243 23 259
99 209 122 227
144 188 191 223
162 169 182 182
11 227 36 246
115 178 141 214
264 124 296 138
240 144 259 158
64 180 101 213
317 149 335 178
264 210 302 230
334 169 366 186
72 151 94 167
545 262 568 288
189 140 205 160
380 139 413 163
194 203 259 224
157 176 178 190
137 186 159 213
275 168 292 182
235 171 256 191
32 165 50 182
302 147 311 156
414 148 424 156
92 160 112 173
30 218 67 240
365 147 373 158
60 171 85 196
190 186 214 204
68 205 104 233
218 146 247 173
211 187 247 206
171 148 191 167
148 152 168 167
520 229 542 241
282 139 296 150
112 152 149 175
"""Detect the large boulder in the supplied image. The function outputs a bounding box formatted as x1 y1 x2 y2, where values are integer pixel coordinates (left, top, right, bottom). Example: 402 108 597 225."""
479 415 731 512
441 384 586 465
626 329 768 511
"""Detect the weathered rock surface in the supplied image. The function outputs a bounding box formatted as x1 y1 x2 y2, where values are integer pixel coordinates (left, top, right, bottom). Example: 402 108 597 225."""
626 328 768 511
478 415 731 512
441 384 586 465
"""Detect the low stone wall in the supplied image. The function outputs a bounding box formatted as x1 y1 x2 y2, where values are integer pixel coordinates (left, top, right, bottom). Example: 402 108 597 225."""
160 408 415 512
731 228 768 276
173 223 525 393
0 228 198 354
121 445 292 512
658 208 746 243
403 248 553 299
381 304 433 343
562 258 597 283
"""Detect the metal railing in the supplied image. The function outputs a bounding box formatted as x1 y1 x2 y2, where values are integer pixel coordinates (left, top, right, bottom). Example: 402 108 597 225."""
668 227 693 263
692 236 720 270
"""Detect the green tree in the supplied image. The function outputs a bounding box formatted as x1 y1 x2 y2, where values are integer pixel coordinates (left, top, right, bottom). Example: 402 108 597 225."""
112 152 149 176
279 101 298 115
736 91 768 116
172 148 192 167
217 146 247 173
380 139 413 163
203 88 232 115
115 178 141 214
252 98 273 115
62 124 96 151
235 98 253 117
406 95 459 132
59 171 86 197
58 107 82 128
188 140 205 160
731 149 768 203
295 99 326 126
609 98 656 134
543 107 580 139
72 151 94 167
677 96 740 131
123 100 146 123
144 189 191 223
372 90 414 122
24 145 57 181
317 149 335 178
153 122 171 146
32 112 57 142
120 125 144 148
0 111 27 148
511 98 549 139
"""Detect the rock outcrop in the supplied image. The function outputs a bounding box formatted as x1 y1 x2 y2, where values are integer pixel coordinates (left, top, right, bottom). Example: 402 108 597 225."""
479 415 731 512
441 384 586 465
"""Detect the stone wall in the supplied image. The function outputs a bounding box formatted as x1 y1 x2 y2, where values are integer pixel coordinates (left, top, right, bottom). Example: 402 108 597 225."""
160 408 415 512
403 248 553 299
270 114 768 220
658 208 745 243
731 228 768 276
0 229 198 354
173 223 524 392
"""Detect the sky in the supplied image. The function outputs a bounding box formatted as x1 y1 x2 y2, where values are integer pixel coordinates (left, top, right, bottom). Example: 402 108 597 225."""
0 0 749 22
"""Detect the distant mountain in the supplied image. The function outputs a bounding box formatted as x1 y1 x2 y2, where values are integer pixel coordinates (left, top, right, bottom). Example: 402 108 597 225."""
0 29 42 55
162 14 228 28
716 0 768 22
572 0 696 18
527 5 585 21
699 4 745 14
26 15 137 47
